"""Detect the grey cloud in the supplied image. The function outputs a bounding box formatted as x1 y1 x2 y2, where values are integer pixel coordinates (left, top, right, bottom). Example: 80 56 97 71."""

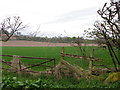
46 6 99 24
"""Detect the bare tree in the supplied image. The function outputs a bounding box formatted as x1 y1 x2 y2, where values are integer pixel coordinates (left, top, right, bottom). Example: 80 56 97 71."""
85 0 120 71
70 37 86 57
29 24 41 37
97 0 120 49
0 16 27 41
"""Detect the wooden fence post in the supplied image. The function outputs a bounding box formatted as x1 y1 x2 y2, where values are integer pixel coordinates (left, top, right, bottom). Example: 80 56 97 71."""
89 48 94 73
53 58 56 68
11 55 21 73
60 47 65 61
55 47 65 80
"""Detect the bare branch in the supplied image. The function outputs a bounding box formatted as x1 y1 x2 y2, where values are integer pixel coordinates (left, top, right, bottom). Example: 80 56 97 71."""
85 0 120 71
0 16 27 41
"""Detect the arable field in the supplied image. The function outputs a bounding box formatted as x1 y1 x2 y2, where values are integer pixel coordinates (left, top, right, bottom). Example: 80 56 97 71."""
2 46 114 70
1 46 120 89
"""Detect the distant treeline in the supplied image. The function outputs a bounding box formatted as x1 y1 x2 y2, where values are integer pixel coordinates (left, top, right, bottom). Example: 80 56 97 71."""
16 35 98 44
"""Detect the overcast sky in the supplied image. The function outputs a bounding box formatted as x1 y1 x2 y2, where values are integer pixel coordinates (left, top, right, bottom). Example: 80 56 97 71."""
0 0 110 37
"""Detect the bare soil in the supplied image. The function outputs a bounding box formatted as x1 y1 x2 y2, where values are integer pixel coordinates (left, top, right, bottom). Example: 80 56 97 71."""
2 40 98 47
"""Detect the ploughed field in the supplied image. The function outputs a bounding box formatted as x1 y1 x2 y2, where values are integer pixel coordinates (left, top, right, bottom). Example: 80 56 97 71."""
2 40 98 47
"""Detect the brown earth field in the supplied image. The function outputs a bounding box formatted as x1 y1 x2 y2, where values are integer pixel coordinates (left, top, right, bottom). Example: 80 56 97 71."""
1 40 98 47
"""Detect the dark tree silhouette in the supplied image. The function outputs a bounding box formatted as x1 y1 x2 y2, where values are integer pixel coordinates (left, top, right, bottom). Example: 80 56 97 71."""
0 16 27 41
85 0 120 71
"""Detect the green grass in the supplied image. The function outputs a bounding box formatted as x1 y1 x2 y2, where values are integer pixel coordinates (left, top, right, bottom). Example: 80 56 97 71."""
1 46 115 71
1 46 120 88
2 46 61 71
2 71 120 89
